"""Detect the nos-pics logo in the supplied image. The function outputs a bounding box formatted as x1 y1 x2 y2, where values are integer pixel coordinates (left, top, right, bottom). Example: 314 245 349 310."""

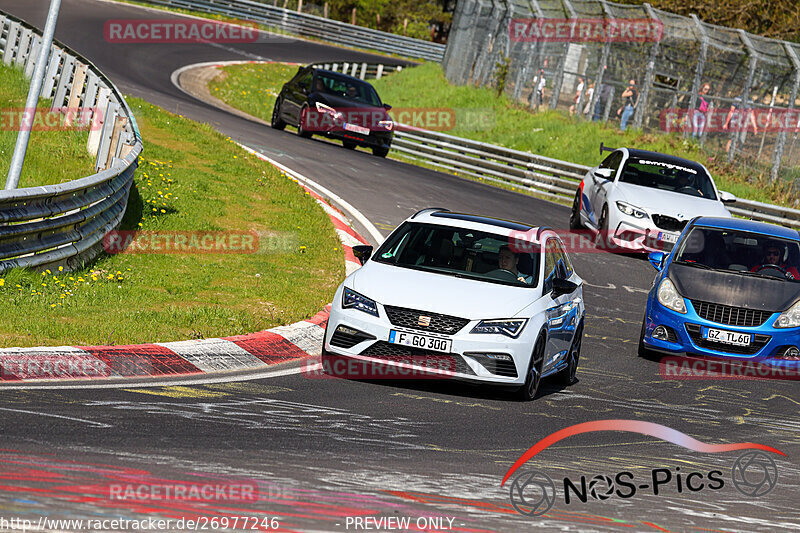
502 420 784 517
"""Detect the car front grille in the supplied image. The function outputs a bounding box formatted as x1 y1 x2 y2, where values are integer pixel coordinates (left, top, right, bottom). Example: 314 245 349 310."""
465 353 518 378
360 341 475 375
383 306 469 335
690 300 772 327
684 324 770 355
652 215 687 232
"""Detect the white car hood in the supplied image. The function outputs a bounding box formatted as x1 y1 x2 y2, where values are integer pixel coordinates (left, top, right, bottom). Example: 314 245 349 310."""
349 261 539 320
614 183 730 219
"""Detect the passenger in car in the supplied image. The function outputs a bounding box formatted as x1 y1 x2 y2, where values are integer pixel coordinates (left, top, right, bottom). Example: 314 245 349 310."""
498 246 533 284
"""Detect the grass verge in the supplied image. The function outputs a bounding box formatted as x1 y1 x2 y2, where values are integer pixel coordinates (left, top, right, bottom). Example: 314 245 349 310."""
209 61 799 208
0 66 94 187
0 65 342 347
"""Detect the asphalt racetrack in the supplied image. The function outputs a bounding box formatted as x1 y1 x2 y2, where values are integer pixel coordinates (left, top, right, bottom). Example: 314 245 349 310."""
0 1 797 531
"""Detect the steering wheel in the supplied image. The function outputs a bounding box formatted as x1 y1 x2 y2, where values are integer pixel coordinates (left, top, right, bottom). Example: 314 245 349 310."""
755 263 789 278
487 268 519 281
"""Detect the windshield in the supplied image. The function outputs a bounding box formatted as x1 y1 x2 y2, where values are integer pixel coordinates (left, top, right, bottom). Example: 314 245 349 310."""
373 222 540 288
619 158 717 200
674 226 800 281
315 73 382 106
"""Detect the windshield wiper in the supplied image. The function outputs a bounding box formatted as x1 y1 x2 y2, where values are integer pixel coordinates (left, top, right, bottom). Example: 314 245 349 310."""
673 260 714 270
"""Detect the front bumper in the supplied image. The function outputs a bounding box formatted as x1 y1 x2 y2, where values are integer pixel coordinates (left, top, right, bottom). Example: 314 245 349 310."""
325 306 533 385
642 300 800 364
607 219 680 253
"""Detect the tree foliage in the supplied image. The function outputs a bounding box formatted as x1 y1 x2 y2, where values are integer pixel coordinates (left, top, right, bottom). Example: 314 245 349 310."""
323 0 453 41
617 0 800 42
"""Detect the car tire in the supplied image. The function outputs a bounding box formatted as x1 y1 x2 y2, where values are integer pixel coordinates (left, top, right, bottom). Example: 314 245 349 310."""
569 188 583 230
297 106 313 138
598 204 614 250
637 317 656 359
342 140 357 150
372 146 390 158
515 334 546 401
557 323 583 385
271 98 286 130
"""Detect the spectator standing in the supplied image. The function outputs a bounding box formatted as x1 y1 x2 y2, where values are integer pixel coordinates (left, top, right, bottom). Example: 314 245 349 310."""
692 83 711 139
617 79 638 131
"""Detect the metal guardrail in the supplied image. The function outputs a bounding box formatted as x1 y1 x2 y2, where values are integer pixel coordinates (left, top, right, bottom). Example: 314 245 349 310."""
136 0 445 62
0 11 143 273
391 128 800 229
311 61 403 80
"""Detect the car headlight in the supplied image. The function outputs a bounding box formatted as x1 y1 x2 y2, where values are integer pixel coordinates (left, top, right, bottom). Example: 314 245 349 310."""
315 102 343 120
342 287 379 317
470 319 528 338
377 119 393 131
657 278 686 314
774 301 800 328
616 201 648 219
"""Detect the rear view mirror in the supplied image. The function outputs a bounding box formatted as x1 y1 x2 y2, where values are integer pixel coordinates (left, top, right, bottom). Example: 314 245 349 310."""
648 251 665 271
551 278 578 297
719 190 737 204
594 168 614 181
353 245 373 265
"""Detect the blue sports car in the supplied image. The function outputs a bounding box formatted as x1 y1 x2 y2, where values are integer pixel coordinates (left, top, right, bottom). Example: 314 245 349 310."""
639 216 800 364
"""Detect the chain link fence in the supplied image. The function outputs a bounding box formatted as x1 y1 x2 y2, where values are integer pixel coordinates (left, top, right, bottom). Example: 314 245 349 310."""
442 0 800 185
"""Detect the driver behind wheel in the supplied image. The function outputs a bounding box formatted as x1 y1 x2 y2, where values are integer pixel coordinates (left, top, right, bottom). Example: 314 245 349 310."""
498 246 533 284
750 241 800 279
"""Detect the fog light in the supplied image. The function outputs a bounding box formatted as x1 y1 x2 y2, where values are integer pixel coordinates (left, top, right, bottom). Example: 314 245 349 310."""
652 325 669 341
779 346 800 360
485 354 513 361
336 325 360 336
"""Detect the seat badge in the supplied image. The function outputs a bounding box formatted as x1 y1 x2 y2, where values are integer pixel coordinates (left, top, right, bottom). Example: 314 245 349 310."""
418 315 431 327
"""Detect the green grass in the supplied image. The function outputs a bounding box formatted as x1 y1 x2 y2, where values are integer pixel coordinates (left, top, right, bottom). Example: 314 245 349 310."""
209 61 800 208
0 66 343 348
0 66 94 187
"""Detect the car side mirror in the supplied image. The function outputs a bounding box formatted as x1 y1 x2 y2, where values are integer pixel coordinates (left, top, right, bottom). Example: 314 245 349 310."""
551 278 578 297
383 103 392 110
719 190 737 204
648 251 665 271
353 245 373 265
593 168 614 181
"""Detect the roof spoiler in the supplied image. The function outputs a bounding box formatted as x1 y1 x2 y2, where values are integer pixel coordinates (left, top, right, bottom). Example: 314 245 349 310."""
600 142 616 155
411 207 449 219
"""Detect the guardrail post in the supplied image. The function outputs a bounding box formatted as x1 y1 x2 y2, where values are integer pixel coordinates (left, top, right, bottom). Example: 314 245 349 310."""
64 62 88 127
95 101 120 172
87 86 110 157
376 63 384 80
3 22 19 65
14 27 31 67
634 3 660 130
729 29 758 162
359 62 367 80
51 53 75 109
41 47 61 98
771 43 800 183
24 35 41 78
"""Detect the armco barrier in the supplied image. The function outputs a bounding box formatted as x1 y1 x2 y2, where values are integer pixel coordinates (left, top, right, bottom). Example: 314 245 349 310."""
0 11 143 274
390 127 800 228
135 0 445 62
311 62 403 81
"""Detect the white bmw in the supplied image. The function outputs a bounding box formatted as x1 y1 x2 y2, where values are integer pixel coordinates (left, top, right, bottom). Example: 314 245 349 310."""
323 208 585 400
570 146 736 252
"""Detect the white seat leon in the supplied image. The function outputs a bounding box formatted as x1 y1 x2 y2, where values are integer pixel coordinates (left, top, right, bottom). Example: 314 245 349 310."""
323 208 585 400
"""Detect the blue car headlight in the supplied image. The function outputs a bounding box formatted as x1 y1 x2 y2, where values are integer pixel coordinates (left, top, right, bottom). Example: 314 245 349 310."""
342 287 379 317
774 300 800 328
616 201 648 219
657 278 686 314
471 319 528 338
